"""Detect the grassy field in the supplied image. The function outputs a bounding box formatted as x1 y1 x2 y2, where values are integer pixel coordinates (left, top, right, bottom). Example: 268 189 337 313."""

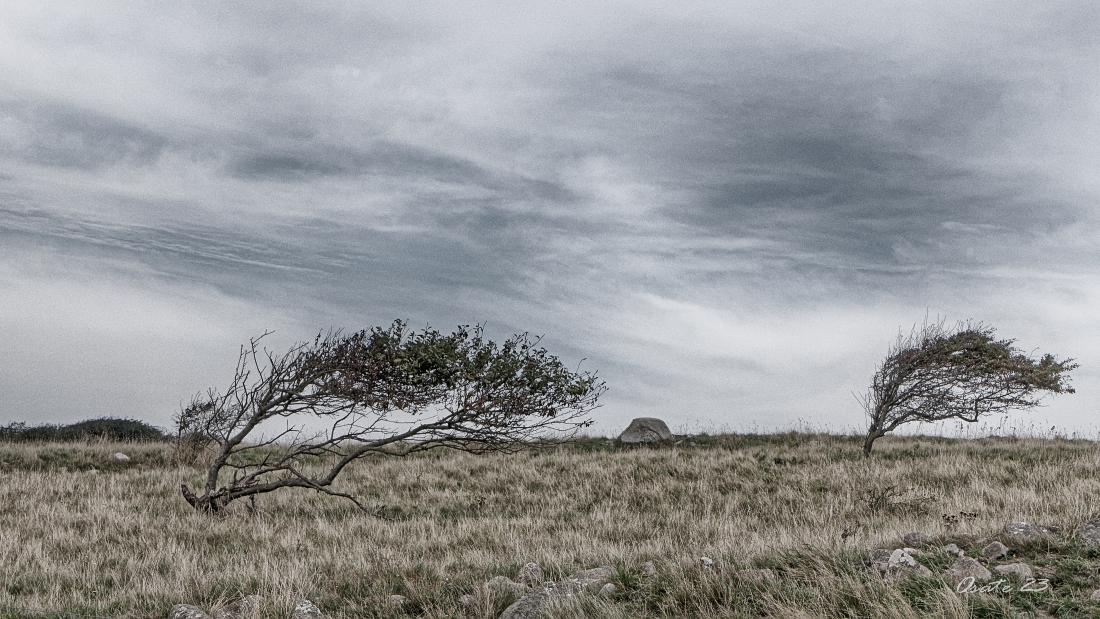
2 433 1100 618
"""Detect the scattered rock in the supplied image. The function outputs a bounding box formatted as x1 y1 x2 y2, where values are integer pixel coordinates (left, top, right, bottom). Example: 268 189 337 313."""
943 544 964 556
486 576 528 597
516 563 544 586
618 418 673 443
1090 589 1100 601
168 605 211 619
883 549 932 580
112 452 130 463
738 569 776 582
1004 522 1058 542
388 595 407 607
981 541 1009 560
888 549 919 569
994 563 1034 580
640 561 658 578
290 599 322 619
1075 518 1100 546
499 566 617 619
945 557 992 589
459 594 476 606
903 532 933 548
699 557 714 568
598 583 617 597
869 548 931 580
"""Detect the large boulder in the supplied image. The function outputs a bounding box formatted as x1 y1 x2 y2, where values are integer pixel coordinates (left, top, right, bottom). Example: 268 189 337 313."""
618 418 673 443
499 566 617 619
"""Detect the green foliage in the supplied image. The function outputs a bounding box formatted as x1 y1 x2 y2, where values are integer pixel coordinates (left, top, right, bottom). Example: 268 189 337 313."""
0 417 167 443
863 321 1078 456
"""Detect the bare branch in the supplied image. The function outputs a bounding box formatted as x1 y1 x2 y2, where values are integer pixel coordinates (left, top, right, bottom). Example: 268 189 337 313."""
176 321 606 513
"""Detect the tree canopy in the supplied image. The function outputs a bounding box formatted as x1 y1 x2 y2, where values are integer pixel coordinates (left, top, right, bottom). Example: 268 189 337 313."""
177 321 605 513
861 321 1077 457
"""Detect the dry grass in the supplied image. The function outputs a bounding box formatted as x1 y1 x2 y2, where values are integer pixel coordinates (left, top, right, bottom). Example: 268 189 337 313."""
2 433 1100 618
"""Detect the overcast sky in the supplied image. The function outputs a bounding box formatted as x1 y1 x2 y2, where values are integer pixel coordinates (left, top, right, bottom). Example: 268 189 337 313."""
1 1 1098 436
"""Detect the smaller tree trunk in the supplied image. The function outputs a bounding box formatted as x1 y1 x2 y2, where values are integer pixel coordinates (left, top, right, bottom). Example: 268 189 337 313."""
862 431 882 458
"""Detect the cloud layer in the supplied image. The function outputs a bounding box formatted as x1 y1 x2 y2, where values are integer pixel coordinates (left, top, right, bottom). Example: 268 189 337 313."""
1 1 1098 435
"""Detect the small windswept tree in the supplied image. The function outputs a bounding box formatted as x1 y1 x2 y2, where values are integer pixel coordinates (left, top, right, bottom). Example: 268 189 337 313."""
861 320 1077 457
177 321 605 513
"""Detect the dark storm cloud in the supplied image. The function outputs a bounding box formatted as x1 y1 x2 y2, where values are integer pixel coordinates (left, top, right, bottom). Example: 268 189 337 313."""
520 37 1083 287
227 141 575 203
0 100 168 170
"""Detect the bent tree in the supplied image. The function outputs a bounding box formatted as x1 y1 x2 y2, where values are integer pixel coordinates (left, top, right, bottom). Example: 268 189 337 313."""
177 321 605 513
861 320 1077 457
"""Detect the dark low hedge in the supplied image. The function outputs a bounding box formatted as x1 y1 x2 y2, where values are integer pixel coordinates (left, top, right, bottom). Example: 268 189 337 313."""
0 417 168 442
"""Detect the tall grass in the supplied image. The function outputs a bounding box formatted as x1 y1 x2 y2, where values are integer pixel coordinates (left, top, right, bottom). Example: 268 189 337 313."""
1 434 1099 618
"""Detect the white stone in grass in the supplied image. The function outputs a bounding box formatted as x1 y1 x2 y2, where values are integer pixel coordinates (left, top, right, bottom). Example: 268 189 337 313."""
618 418 673 443
888 549 919 569
516 562 544 586
1090 589 1100 601
699 556 714 568
290 599 322 619
112 452 130 462
994 563 1034 580
168 605 212 619
882 549 932 580
598 583 617 597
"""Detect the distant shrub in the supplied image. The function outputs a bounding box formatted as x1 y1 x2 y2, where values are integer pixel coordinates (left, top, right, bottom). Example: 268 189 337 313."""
0 417 168 442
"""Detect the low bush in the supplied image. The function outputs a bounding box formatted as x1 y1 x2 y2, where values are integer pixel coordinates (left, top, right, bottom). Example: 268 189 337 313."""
0 417 167 442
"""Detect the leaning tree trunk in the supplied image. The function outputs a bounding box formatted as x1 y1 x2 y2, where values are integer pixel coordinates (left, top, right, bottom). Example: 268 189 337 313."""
181 484 227 514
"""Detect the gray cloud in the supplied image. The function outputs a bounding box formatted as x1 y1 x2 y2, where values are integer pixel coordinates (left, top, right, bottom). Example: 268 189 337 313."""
1 0 1097 433
0 100 168 169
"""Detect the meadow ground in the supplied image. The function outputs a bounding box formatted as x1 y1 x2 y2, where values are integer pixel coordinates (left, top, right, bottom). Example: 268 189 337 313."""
2 433 1100 619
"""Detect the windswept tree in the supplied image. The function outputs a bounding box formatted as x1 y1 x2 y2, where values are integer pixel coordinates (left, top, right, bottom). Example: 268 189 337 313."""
177 321 605 513
861 320 1077 457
